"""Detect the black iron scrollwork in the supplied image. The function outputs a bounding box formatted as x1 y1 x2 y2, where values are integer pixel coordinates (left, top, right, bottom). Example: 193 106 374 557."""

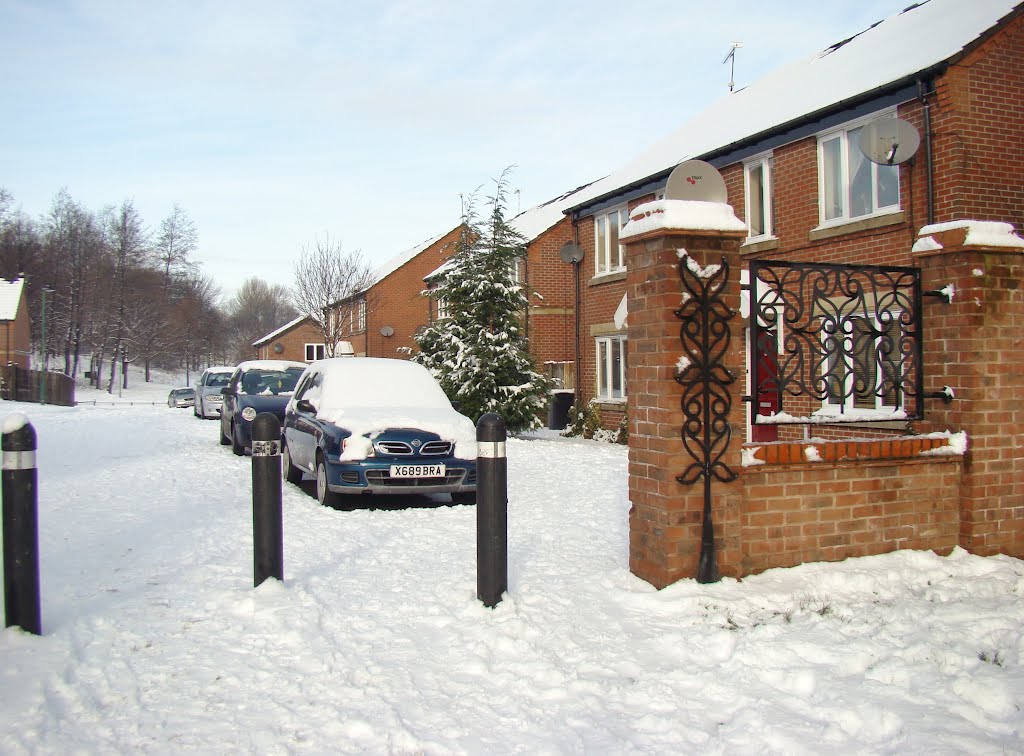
674 252 737 584
749 260 926 423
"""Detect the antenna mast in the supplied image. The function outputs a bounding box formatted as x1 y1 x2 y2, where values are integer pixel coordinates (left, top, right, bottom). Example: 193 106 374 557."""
722 42 742 92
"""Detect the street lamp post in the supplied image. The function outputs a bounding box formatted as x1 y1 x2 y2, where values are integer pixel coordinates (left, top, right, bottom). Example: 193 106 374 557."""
39 285 55 404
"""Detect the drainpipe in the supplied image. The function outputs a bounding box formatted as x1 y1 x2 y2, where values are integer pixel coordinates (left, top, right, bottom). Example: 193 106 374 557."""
918 78 935 226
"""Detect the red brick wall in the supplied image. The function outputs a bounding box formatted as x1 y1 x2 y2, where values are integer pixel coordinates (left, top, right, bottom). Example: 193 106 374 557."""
741 457 961 574
524 217 577 373
341 226 463 360
254 320 322 362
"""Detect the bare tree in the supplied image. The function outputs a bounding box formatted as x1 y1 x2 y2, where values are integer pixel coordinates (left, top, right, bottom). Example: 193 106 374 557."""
105 200 149 393
224 277 296 363
292 233 375 356
154 204 198 291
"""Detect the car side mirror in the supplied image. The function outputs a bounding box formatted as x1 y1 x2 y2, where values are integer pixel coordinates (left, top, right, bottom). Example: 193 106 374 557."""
221 387 233 396
296 399 315 414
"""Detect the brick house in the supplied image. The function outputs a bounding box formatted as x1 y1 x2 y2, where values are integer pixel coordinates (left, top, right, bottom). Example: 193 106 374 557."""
562 0 1023 435
252 315 324 362
0 277 30 367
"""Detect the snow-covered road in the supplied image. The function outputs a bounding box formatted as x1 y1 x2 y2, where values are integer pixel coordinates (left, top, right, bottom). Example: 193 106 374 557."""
1 400 1022 754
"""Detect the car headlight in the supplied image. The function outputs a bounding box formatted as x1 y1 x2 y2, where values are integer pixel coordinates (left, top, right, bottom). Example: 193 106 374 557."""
241 407 257 422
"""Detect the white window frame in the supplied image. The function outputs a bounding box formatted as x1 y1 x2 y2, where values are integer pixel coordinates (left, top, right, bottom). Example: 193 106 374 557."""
743 152 774 241
595 335 627 401
304 343 325 362
816 109 901 227
818 311 905 416
593 206 629 276
349 299 366 333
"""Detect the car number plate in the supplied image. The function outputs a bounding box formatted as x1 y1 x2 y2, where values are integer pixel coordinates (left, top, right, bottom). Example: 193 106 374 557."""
389 464 446 479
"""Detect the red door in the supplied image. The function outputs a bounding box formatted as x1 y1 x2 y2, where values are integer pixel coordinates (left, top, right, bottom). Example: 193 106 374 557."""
750 327 779 442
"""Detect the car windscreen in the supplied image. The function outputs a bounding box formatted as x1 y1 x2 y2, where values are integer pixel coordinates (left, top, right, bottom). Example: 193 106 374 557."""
206 373 231 387
239 368 304 395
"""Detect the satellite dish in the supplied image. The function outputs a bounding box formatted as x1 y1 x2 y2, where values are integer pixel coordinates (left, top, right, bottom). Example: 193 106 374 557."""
859 117 920 165
664 159 728 203
559 242 585 264
379 326 395 337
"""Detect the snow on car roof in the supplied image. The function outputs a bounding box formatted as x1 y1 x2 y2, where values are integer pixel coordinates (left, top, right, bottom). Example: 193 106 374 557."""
299 357 477 459
235 359 307 373
203 365 236 374
312 357 452 411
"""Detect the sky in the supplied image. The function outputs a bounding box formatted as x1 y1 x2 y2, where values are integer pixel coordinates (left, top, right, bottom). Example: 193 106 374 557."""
1 0 909 300
0 369 1022 751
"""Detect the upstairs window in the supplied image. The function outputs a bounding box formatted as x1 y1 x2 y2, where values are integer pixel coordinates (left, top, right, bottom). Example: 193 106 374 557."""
594 206 629 276
350 299 366 333
818 117 899 225
744 154 774 240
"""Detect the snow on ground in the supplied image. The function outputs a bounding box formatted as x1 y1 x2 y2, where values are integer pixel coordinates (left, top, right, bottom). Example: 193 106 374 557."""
0 369 1023 753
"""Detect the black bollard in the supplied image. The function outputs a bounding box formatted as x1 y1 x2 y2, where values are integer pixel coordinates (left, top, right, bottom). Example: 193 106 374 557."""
2 415 41 635
251 413 283 587
476 413 507 608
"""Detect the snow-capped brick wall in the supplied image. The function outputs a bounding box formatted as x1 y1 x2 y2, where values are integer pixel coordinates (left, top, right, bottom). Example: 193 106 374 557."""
621 194 1024 588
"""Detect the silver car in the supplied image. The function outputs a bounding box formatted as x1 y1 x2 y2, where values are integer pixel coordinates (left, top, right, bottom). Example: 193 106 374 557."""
194 366 235 419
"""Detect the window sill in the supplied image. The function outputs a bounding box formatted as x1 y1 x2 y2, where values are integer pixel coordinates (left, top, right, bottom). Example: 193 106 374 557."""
741 237 780 256
589 270 627 286
809 211 905 241
593 398 627 409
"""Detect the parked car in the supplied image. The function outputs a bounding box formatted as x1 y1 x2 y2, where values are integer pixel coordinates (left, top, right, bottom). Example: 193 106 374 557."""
220 360 307 456
167 387 195 408
282 357 477 507
195 366 235 419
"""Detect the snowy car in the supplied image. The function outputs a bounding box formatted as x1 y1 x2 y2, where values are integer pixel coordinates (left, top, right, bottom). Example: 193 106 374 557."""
167 387 195 408
194 366 235 419
219 360 307 456
282 358 477 507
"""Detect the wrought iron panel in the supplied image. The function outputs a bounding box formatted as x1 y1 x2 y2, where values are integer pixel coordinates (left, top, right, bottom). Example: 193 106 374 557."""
749 260 925 423
674 252 738 583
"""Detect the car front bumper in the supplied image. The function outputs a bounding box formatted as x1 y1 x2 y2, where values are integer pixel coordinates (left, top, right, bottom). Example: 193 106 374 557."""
323 458 477 495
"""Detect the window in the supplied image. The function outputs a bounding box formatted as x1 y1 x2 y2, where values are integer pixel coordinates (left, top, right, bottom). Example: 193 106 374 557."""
744 154 774 240
350 299 366 333
435 295 449 321
304 343 325 362
818 117 899 225
594 207 629 276
822 312 904 414
595 336 627 400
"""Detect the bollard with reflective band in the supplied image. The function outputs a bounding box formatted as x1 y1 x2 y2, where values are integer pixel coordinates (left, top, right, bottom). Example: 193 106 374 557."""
476 412 507 608
251 412 283 587
2 416 41 635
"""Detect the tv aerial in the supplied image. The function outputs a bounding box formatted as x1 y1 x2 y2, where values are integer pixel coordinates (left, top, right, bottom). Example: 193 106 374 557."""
859 117 921 165
722 42 742 92
664 159 729 203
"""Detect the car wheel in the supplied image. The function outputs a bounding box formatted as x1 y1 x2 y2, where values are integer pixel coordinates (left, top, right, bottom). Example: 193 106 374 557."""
282 441 302 485
231 423 245 456
451 492 476 506
316 455 340 508
219 419 230 445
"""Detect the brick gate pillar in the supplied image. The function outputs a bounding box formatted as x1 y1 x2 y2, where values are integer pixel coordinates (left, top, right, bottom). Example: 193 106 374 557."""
913 221 1024 558
620 200 748 588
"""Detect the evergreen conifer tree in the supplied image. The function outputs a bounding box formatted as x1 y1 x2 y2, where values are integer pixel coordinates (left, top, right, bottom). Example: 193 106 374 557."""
414 168 553 432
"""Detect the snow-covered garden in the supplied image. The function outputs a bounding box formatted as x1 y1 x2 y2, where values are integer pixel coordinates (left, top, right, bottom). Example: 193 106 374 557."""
0 374 1022 753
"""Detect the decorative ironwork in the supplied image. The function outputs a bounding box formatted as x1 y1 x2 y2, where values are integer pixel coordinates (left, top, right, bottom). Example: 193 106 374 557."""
674 252 737 584
748 260 936 424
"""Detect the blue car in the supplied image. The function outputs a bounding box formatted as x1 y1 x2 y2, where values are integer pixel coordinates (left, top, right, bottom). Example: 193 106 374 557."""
282 358 477 507
219 360 308 455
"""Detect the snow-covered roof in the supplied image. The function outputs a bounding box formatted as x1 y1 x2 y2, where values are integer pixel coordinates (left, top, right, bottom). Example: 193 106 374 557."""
509 180 605 241
567 0 1021 212
370 227 459 287
0 277 25 321
252 314 315 347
